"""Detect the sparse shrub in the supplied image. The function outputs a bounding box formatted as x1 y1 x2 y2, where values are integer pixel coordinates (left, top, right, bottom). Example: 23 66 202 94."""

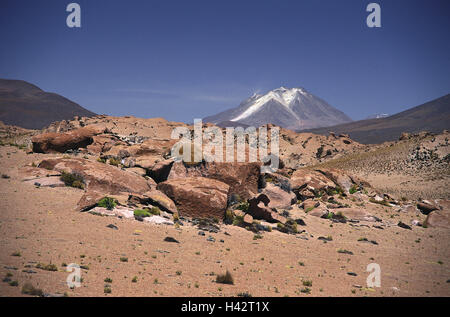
120 257 128 262
173 212 180 222
98 197 116 210
36 263 58 271
253 234 263 240
97 157 107 164
300 287 311 294
302 280 312 287
216 271 234 285
109 158 120 166
349 184 358 194
21 282 43 296
11 251 21 257
9 280 18 286
237 292 252 297
104 277 112 283
236 201 249 213
232 215 244 226
1 174 10 179
60 171 84 189
131 276 138 283
104 286 112 294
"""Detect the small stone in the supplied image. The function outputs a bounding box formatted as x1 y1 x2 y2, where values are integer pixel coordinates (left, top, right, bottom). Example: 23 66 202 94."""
164 237 179 243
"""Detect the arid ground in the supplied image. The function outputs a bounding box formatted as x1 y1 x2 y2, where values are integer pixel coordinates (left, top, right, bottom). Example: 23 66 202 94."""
0 117 449 297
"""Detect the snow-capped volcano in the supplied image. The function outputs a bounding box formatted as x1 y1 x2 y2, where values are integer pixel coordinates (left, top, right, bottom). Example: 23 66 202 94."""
203 87 352 130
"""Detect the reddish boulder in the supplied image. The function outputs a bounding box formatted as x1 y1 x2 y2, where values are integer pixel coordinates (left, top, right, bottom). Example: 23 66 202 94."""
291 169 335 197
167 161 260 200
247 193 287 224
32 126 104 153
261 183 296 209
157 177 229 219
424 210 450 229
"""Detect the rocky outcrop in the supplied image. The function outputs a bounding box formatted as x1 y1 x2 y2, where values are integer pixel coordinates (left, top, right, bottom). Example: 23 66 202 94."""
424 210 450 229
157 177 230 219
168 161 260 200
260 183 296 209
290 169 335 197
247 193 287 224
32 126 104 153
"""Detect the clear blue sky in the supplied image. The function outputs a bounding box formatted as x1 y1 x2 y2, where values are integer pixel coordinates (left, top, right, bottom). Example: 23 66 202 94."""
1 0 449 122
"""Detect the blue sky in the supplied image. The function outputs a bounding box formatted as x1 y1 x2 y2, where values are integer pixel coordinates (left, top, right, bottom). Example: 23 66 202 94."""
1 0 449 122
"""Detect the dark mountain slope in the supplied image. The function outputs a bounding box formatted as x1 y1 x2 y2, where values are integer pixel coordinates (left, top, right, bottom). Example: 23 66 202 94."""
300 94 450 144
0 79 96 129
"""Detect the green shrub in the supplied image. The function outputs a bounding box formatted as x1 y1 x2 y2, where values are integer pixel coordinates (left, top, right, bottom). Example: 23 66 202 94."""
104 277 113 283
109 158 120 166
349 185 358 194
97 157 106 164
134 209 152 218
98 197 117 210
302 280 312 287
60 171 84 189
236 201 249 213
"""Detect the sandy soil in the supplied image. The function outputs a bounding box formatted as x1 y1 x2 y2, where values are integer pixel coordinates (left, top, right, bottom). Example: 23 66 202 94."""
0 146 449 297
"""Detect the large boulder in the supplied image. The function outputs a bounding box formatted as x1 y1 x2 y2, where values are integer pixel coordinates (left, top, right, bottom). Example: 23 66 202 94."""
157 177 230 219
329 208 379 222
315 168 354 192
261 183 296 209
32 126 104 153
128 190 178 214
167 161 260 200
424 210 450 229
247 193 287 224
38 157 155 195
290 169 335 197
37 157 156 211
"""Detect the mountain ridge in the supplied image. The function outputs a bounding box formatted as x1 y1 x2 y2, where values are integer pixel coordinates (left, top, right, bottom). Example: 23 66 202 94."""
300 94 450 144
0 79 96 129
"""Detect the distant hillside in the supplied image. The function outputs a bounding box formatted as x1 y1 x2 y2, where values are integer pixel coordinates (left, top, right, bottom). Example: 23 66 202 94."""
0 79 96 129
300 94 450 144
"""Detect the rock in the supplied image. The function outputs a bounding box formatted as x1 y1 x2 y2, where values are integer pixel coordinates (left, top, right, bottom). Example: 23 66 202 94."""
424 210 450 229
302 199 320 211
128 190 178 214
86 134 124 154
168 161 260 200
126 167 147 177
157 177 229 219
399 132 411 140
247 194 282 223
37 157 155 211
143 216 174 225
243 214 254 225
399 205 418 213
329 208 379 222
411 220 422 227
164 236 179 243
308 207 328 218
315 168 354 193
23 176 65 188
398 221 412 230
417 202 439 215
261 183 296 209
32 126 104 153
290 169 335 197
147 159 174 183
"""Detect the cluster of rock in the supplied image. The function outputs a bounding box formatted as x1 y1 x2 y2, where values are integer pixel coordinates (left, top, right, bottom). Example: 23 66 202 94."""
22 123 450 233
